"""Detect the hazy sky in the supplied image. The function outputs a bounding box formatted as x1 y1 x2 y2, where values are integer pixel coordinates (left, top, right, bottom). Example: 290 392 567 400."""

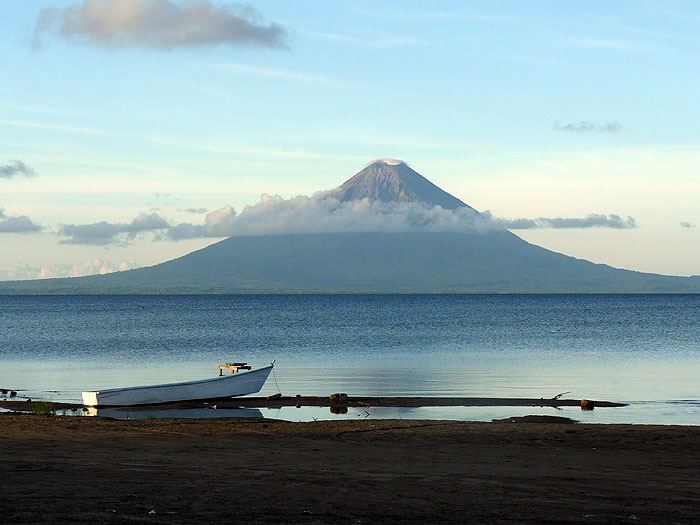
1 1 699 279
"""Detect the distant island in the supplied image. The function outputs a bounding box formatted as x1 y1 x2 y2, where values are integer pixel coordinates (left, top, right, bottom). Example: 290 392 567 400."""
2 159 699 294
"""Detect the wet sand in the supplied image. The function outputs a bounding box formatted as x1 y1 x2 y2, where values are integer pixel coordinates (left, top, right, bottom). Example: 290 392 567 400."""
2 414 699 524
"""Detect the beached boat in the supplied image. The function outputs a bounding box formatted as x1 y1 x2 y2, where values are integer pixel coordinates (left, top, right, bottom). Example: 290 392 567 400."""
82 362 274 407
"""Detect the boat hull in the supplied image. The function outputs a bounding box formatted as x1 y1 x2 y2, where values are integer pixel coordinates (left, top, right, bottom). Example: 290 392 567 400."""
82 365 273 407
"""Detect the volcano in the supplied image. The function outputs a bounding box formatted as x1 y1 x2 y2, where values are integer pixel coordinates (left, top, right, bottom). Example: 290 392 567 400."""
2 160 699 294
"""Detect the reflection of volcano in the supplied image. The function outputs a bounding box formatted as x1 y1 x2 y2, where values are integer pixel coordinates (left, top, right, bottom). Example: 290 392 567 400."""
3 159 700 293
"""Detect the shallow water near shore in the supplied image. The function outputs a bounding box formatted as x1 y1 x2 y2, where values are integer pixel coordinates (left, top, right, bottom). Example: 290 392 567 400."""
33 400 700 426
1 294 699 424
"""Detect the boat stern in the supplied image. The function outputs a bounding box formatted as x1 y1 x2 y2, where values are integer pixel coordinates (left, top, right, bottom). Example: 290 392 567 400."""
82 391 99 406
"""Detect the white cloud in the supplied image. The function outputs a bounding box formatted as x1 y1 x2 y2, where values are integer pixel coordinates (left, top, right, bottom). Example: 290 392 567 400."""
33 0 288 50
167 195 494 239
0 259 134 281
164 196 639 238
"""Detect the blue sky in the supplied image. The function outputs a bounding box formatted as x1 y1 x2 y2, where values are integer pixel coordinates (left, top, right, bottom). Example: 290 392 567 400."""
1 1 699 278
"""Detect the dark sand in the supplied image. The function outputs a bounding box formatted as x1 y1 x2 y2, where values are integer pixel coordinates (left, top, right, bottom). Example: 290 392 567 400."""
2 414 699 524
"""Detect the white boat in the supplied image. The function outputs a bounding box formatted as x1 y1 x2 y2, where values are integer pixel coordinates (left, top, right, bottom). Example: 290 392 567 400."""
82 362 274 407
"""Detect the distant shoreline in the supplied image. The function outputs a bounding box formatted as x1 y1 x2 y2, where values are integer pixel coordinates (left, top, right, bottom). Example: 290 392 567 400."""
2 232 700 295
2 290 700 295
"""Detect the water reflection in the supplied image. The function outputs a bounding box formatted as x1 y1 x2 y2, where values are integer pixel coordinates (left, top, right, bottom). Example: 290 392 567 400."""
8 398 699 425
59 406 263 419
262 402 700 426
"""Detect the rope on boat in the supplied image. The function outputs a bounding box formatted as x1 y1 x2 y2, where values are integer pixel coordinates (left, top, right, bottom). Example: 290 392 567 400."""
271 366 282 395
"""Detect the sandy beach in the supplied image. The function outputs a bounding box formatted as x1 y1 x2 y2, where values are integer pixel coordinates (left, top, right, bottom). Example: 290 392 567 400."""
2 413 699 524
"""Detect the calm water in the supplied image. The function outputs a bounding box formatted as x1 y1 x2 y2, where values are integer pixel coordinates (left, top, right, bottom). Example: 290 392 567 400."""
1 294 698 424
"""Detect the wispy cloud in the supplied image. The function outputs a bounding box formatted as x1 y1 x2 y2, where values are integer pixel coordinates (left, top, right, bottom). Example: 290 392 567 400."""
568 37 653 53
1 104 76 116
150 135 359 161
483 212 637 230
0 118 105 135
302 30 427 49
680 221 696 229
33 0 288 50
347 7 519 23
214 63 402 95
0 208 43 233
216 63 336 85
0 160 37 179
554 121 623 134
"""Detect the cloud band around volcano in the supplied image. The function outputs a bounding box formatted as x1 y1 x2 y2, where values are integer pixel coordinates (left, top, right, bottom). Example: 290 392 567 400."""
55 193 637 245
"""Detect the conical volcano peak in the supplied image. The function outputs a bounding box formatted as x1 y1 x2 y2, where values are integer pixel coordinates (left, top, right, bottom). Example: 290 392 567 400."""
329 159 474 211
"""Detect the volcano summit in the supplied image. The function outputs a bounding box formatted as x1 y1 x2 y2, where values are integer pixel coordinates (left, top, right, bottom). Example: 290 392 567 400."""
328 158 473 211
2 160 699 294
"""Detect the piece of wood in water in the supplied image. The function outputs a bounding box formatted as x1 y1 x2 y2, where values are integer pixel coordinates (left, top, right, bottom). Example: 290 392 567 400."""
217 363 252 375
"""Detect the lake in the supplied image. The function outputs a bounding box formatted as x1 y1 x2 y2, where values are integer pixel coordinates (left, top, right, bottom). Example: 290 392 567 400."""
1 294 698 424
